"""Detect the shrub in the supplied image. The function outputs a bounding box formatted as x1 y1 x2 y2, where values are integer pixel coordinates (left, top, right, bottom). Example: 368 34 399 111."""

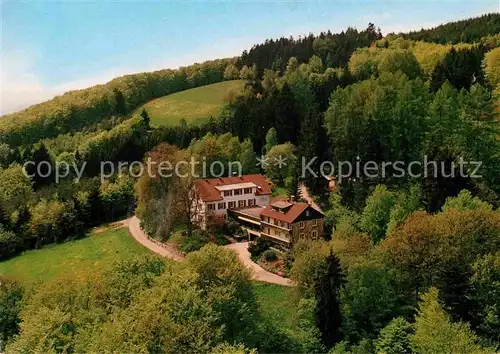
179 229 210 253
213 233 230 246
0 277 24 351
248 237 272 259
262 250 278 262
283 251 294 272
222 217 243 236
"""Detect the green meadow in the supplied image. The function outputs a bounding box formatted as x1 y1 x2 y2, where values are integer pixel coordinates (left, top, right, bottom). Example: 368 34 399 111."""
136 80 245 127
0 226 151 285
0 223 299 337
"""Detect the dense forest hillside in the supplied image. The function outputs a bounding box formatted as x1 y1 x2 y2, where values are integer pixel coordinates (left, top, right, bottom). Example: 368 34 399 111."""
0 58 235 146
238 23 382 75
2 14 498 148
399 13 500 44
1 13 500 353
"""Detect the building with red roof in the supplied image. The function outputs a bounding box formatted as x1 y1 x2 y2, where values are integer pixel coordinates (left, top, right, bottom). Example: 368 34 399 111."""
193 174 324 248
193 174 272 228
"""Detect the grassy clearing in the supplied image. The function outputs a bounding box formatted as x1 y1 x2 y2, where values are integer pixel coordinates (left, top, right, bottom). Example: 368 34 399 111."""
0 226 152 285
136 80 245 127
252 281 300 335
0 225 299 335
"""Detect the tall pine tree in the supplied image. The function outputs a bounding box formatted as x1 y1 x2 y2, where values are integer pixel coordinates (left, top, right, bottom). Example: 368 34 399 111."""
314 249 346 349
275 83 300 144
140 108 150 129
113 88 127 115
299 104 330 193
24 143 54 189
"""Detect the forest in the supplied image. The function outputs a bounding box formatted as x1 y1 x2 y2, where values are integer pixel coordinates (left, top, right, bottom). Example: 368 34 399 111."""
1 12 500 353
399 13 500 44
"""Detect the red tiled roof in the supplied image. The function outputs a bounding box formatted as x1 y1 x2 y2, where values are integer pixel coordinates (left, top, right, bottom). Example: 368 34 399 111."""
195 174 272 202
259 197 311 223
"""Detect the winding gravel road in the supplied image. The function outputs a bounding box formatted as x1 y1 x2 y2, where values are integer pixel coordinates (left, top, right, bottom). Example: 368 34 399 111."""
126 216 292 286
128 216 184 261
224 242 293 286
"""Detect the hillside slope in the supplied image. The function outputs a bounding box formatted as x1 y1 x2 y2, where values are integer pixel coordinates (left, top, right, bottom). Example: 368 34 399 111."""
136 80 244 127
0 58 234 146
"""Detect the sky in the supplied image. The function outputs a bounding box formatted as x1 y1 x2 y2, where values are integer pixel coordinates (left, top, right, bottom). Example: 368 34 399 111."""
1 1 498 115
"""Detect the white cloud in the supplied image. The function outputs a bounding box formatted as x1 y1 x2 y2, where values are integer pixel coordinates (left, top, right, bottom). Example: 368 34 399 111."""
1 49 53 115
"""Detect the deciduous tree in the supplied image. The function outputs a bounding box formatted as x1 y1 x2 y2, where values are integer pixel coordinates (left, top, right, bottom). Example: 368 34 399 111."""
410 287 487 354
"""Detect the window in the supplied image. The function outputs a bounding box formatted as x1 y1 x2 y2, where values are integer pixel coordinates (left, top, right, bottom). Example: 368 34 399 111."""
234 189 242 195
299 221 305 229
280 221 287 228
312 230 318 238
223 190 232 197
248 199 255 206
228 201 236 209
207 204 215 211
299 233 305 239
243 187 252 194
312 219 318 227
238 200 246 208
218 202 226 209
273 218 279 226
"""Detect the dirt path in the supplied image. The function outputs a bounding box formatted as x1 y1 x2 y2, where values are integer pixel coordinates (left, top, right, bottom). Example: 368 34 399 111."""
299 183 323 212
127 216 184 261
125 216 292 286
224 242 293 286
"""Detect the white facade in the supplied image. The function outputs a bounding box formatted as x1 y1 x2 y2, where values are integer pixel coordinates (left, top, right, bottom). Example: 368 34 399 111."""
196 182 270 228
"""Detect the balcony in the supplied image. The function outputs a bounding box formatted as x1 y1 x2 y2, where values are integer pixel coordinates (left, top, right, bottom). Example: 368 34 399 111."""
261 231 291 244
261 220 291 231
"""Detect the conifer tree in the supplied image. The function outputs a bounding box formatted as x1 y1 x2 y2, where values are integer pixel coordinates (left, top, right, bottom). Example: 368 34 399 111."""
298 104 328 192
140 108 150 129
314 249 346 349
436 262 474 324
274 83 300 144
113 88 127 115
25 143 53 189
